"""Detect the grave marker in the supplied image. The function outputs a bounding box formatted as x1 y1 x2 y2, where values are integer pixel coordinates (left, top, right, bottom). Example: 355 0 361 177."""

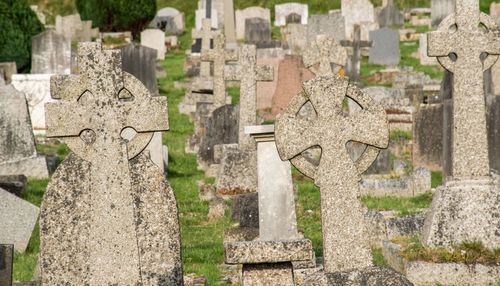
192 19 219 77
303 35 348 76
31 29 71 75
140 29 166 60
341 25 372 83
369 28 400 66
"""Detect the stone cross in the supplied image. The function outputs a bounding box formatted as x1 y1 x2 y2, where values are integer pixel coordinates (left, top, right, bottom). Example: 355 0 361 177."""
303 35 348 76
192 18 219 77
341 25 372 83
428 0 500 179
225 45 273 151
201 33 238 109
41 43 181 285
275 75 389 272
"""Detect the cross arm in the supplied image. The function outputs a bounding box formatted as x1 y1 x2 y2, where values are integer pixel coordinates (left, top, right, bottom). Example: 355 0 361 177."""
427 31 454 57
224 65 242 81
45 102 91 138
122 96 169 133
191 29 202 39
201 49 217 62
347 110 388 149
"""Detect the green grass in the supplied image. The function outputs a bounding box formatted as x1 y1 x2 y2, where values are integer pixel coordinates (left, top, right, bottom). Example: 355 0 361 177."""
399 40 444 79
226 86 240 106
372 247 389 267
361 192 433 216
431 171 443 188
389 130 412 141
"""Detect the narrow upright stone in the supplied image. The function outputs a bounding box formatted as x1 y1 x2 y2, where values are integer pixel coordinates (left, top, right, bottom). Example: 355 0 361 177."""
275 75 389 272
223 0 237 48
201 33 238 109
40 43 182 285
0 245 13 286
225 45 273 150
192 19 219 77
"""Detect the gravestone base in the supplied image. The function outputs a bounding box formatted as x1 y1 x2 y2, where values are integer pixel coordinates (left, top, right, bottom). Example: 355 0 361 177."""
225 239 314 286
382 241 500 286
303 266 412 286
0 156 49 179
422 178 500 249
178 91 213 116
215 144 257 195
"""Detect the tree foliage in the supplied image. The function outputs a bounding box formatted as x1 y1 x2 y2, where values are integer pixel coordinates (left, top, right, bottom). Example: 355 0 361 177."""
76 0 156 38
0 0 44 73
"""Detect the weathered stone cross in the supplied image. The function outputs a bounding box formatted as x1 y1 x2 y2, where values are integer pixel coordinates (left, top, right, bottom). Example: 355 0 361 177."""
428 0 500 179
275 75 388 272
201 33 238 109
341 24 372 83
192 18 219 78
303 35 348 76
225 45 273 151
44 43 169 284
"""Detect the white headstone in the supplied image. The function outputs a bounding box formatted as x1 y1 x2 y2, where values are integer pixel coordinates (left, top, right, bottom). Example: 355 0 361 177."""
341 0 378 41
274 3 309 26
140 29 166 60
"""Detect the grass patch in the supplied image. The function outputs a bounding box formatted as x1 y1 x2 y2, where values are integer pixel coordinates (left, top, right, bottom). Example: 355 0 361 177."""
372 247 389 267
399 40 443 79
431 171 443 188
396 236 500 265
226 86 240 106
361 192 433 216
389 130 412 141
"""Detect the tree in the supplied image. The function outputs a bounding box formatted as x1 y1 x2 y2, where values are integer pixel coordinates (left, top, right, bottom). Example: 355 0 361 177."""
76 0 157 39
0 0 44 73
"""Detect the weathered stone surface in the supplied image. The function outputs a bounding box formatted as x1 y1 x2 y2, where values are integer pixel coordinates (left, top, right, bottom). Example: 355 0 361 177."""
303 35 348 76
0 62 16 84
369 28 400 66
245 18 272 45
488 96 500 174
307 13 346 43
192 19 219 77
235 7 271 40
0 244 13 286
431 0 455 27
0 189 39 252
491 3 500 25
256 52 285 111
360 168 431 197
271 55 315 116
223 0 237 48
0 175 27 197
341 0 378 41
225 239 313 264
140 29 166 60
423 0 500 248
40 43 182 285
304 266 413 286
0 83 48 178
275 75 389 272
419 33 438 66
55 13 99 42
31 29 71 75
377 0 404 28
274 3 308 26
11 74 53 133
281 23 308 53
241 263 294 286
231 193 259 228
413 104 443 170
120 44 158 95
150 7 185 34
215 144 257 194
341 24 372 83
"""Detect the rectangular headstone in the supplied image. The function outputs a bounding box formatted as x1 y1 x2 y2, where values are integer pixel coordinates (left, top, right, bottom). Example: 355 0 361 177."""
31 29 71 75
413 104 443 170
307 13 346 43
0 189 39 252
235 7 271 40
341 0 377 41
0 244 13 286
369 28 400 66
223 0 237 48
140 29 166 60
491 3 500 25
120 44 159 95
244 18 272 45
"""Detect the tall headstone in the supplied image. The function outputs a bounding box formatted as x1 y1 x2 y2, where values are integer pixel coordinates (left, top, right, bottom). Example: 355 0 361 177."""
224 0 237 49
377 0 404 28
423 0 500 248
0 244 13 286
431 0 455 27
307 12 346 43
140 29 166 60
31 29 71 75
235 7 271 40
341 0 378 41
341 25 372 82
275 75 411 284
369 28 400 66
274 3 309 26
303 35 348 76
39 43 182 285
0 82 48 178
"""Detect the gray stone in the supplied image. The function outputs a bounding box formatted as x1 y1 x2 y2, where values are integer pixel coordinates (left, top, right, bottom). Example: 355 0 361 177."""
225 239 313 264
0 62 16 84
491 3 500 25
377 0 404 28
274 3 309 26
31 29 71 75
303 35 348 76
215 144 257 194
304 266 412 285
192 19 219 77
488 96 500 174
423 0 500 248
307 13 346 43
419 33 438 66
39 43 182 285
341 24 372 82
245 18 272 46
198 104 239 167
120 44 158 96
150 7 185 34
431 0 455 27
0 175 27 197
0 189 39 252
140 29 166 60
368 28 400 66
241 263 294 286
235 7 271 40
413 104 443 170
231 193 259 228
0 83 48 178
0 244 13 286
11 74 52 134
275 75 389 272
281 24 308 53
360 168 431 197
341 0 378 41
55 13 99 42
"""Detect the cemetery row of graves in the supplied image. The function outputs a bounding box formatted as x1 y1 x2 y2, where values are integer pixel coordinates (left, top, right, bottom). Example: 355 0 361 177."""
0 0 499 285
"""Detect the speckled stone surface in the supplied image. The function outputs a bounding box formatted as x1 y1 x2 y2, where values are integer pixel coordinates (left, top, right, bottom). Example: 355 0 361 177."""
242 263 295 286
275 75 389 272
424 0 500 248
303 35 348 76
40 43 182 285
215 144 257 194
303 266 413 286
201 33 238 109
225 45 273 151
224 239 313 264
192 18 219 77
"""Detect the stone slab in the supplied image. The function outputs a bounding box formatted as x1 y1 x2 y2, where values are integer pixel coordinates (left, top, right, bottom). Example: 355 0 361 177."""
32 29 71 75
0 188 39 252
224 239 313 264
369 28 400 66
140 29 166 60
242 263 294 286
0 244 13 286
